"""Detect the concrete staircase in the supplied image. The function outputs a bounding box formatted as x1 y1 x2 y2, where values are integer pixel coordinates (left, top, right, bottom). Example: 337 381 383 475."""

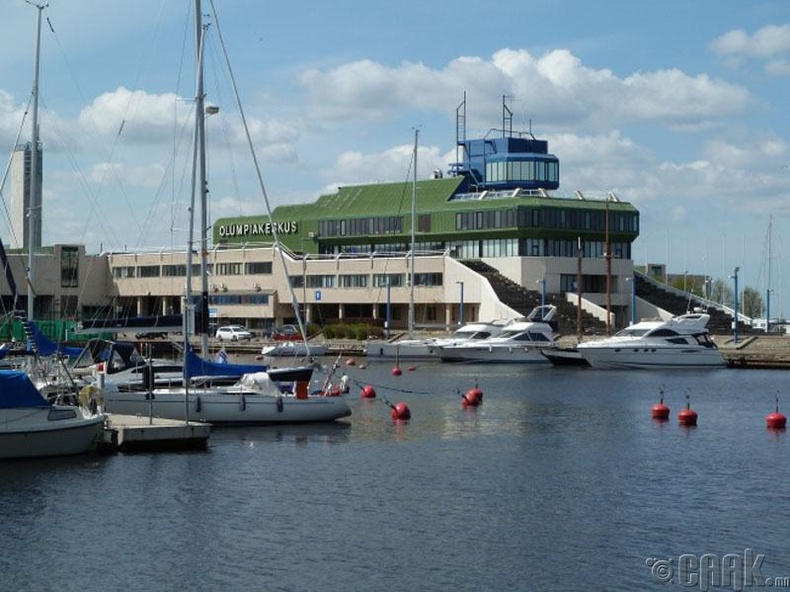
460 260 606 334
634 274 752 336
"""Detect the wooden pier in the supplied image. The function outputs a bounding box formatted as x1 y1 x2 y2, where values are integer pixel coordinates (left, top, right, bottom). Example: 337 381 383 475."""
102 414 211 453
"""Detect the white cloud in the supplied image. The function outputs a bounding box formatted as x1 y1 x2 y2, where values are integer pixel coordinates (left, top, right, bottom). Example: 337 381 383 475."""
710 25 790 58
79 87 187 143
323 143 445 188
299 48 752 133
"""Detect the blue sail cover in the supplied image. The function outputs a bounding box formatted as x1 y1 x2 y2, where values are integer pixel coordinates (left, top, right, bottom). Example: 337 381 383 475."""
184 345 267 379
28 321 84 358
0 370 49 409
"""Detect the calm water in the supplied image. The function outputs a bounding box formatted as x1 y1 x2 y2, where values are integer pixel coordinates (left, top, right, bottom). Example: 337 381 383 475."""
3 360 790 591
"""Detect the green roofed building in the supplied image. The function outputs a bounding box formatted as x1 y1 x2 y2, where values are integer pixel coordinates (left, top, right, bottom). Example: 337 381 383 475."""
2 98 641 342
206 97 639 333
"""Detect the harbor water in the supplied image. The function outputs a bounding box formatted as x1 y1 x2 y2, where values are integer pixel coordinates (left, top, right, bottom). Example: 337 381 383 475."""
3 360 790 591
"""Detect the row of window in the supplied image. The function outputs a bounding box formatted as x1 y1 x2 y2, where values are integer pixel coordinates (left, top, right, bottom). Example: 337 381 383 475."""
289 273 444 289
455 207 638 233
319 216 403 238
316 205 638 240
319 238 631 260
485 159 559 184
113 261 274 279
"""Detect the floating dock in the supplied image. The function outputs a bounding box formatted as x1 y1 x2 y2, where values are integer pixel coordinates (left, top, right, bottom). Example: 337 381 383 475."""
103 414 211 453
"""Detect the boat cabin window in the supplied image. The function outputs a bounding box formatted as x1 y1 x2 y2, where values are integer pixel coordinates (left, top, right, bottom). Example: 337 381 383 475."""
646 329 679 337
528 331 552 342
615 327 650 337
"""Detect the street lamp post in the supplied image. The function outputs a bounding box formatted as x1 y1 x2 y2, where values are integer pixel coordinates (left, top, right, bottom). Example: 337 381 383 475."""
626 275 636 325
456 281 465 326
536 278 546 320
386 278 391 339
731 267 740 344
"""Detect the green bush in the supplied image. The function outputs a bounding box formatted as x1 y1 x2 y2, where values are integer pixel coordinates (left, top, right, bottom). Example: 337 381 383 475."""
322 323 383 340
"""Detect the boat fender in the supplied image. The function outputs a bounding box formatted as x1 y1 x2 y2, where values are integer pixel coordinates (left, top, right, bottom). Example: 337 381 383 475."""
195 395 201 413
276 396 284 413
240 394 246 411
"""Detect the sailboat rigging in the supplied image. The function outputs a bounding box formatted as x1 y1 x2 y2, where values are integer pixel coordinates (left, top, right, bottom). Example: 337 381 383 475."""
97 0 350 424
26 1 45 324
408 128 418 335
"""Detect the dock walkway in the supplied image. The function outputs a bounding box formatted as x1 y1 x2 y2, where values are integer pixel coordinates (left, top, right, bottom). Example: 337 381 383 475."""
103 414 211 452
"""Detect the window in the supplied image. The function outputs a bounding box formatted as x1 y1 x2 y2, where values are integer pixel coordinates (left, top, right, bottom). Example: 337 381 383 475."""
339 274 369 288
112 266 135 279
373 274 405 287
215 262 242 276
137 265 160 278
306 275 334 288
60 246 79 288
163 265 186 277
246 261 272 274
414 273 443 287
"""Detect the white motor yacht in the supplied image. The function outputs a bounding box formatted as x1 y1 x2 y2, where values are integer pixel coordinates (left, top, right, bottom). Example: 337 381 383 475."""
365 320 511 359
437 306 557 364
576 312 726 369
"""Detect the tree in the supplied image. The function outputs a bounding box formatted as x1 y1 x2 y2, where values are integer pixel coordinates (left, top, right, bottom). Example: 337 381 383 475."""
710 278 733 307
741 286 764 318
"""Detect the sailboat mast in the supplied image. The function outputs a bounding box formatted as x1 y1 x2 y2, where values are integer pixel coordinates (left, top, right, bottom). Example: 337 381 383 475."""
605 199 611 335
27 1 46 322
576 237 582 339
408 129 418 335
195 2 211 356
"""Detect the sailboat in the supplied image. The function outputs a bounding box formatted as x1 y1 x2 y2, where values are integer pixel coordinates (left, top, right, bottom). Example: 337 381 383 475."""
364 129 442 359
101 0 349 424
0 4 106 460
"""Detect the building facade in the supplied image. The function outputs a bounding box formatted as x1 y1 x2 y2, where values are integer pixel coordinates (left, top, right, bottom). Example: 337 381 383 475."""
1 101 641 337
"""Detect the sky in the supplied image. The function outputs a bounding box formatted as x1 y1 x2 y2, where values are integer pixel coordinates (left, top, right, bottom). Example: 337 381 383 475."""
0 0 789 313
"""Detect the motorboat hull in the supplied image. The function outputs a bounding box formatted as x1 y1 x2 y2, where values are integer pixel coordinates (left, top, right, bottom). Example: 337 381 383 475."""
541 348 590 366
439 344 553 364
577 346 726 369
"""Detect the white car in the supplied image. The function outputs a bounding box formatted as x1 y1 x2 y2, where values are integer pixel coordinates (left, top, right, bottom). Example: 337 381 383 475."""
215 325 253 341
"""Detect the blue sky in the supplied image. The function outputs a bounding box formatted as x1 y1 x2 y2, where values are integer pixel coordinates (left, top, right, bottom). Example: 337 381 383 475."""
1 0 789 313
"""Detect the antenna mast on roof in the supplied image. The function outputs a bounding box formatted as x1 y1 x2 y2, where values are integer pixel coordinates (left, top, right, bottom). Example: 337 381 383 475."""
455 91 466 170
502 95 513 138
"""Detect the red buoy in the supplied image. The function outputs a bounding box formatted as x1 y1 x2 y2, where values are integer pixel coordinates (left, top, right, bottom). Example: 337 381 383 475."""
678 396 698 427
766 396 787 429
391 402 411 420
346 358 356 366
462 386 483 407
651 390 670 420
360 385 376 399
408 366 417 372
391 366 402 376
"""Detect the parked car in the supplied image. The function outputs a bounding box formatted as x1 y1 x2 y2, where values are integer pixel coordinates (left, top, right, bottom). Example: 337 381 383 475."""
272 324 302 341
215 325 253 341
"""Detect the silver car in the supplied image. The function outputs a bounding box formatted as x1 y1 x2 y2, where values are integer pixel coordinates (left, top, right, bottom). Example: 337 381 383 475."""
215 325 253 341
